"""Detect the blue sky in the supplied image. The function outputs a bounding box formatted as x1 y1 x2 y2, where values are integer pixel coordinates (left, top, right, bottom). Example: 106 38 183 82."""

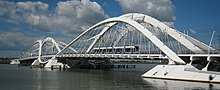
0 0 220 57
173 0 220 31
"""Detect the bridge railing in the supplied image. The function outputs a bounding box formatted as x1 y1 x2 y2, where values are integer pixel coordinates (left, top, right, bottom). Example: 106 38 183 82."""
56 53 167 60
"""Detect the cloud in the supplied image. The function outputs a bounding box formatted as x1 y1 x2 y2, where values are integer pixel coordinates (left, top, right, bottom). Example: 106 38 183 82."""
116 0 175 22
189 28 197 35
0 0 108 36
0 30 38 51
0 1 49 24
0 0 108 56
43 0 107 36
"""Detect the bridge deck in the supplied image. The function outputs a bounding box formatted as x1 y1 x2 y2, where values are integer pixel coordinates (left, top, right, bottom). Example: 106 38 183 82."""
17 53 220 61
57 53 220 59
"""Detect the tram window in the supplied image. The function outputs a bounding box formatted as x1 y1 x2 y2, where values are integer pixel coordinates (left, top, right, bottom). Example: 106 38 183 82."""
93 46 139 54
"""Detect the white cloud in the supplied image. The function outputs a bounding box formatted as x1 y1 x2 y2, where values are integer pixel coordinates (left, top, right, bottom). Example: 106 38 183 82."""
0 30 37 51
0 1 49 24
116 0 175 22
0 0 108 36
36 0 108 42
0 0 108 56
189 28 197 35
47 0 108 36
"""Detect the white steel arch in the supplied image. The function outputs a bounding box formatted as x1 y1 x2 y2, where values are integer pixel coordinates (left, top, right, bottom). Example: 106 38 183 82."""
62 13 206 55
79 13 205 54
38 37 61 63
120 13 204 54
36 40 43 63
59 17 186 64
38 37 78 63
22 40 42 58
42 37 62 52
23 39 43 65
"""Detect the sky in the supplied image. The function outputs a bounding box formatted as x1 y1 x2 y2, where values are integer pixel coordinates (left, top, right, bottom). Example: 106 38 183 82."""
0 0 220 57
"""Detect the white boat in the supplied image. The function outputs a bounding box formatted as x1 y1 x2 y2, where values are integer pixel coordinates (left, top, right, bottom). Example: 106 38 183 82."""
10 60 20 65
142 77 220 90
142 59 220 83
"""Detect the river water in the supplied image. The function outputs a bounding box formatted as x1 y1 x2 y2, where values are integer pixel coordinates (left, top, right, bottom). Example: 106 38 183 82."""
0 64 219 90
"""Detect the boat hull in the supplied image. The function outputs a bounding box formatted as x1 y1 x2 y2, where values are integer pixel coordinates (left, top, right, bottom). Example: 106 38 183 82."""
142 65 220 83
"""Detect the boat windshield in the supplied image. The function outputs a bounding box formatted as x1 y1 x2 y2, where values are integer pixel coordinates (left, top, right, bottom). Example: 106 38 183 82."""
208 60 220 72
191 60 208 70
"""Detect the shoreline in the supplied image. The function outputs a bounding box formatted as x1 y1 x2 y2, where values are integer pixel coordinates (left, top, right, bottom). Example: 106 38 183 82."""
0 60 11 64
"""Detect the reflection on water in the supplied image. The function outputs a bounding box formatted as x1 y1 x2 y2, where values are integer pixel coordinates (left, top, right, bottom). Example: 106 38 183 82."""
0 64 219 90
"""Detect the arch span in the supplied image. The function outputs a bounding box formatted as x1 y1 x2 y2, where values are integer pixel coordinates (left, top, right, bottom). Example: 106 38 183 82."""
39 37 78 63
58 13 220 64
59 17 186 64
38 37 61 63
59 13 213 56
21 37 77 64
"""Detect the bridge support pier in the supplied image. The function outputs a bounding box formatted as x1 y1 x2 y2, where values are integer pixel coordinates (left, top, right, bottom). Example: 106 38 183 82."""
44 57 68 69
45 57 58 68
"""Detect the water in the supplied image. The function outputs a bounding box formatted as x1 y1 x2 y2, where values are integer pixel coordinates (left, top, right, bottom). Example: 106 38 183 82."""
0 64 219 90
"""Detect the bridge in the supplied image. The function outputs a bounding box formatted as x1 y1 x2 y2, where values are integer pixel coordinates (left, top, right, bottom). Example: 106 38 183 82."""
15 13 220 69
